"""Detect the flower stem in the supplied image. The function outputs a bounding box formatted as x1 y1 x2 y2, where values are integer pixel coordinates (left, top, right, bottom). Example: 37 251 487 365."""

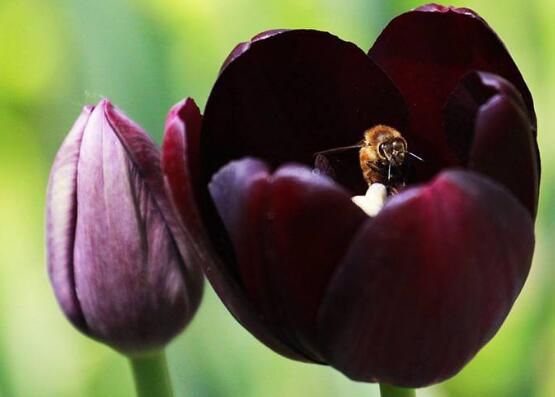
379 383 416 397
129 350 174 397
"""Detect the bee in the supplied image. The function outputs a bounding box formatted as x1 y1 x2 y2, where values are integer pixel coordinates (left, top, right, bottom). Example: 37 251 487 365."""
314 125 423 194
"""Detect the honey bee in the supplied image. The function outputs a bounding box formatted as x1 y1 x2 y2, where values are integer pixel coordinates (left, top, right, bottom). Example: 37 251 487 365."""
314 125 422 193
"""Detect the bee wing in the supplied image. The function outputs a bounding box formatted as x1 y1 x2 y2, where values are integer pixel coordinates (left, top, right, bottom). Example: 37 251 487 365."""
313 153 337 180
313 142 362 180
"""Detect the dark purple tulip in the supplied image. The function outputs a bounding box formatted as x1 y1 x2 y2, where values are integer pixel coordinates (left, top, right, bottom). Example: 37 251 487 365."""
163 4 539 387
46 99 203 354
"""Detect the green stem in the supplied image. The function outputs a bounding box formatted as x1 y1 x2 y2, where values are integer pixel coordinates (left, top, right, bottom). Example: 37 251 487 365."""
379 383 416 397
129 350 174 397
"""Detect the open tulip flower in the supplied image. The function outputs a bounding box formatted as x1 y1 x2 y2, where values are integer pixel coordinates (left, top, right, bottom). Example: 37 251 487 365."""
163 3 539 392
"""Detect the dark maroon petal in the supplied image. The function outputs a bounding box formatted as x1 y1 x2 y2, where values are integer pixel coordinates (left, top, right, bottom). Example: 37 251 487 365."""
162 105 308 361
209 160 368 360
220 29 289 73
46 105 93 334
444 72 539 217
259 164 369 357
208 158 315 360
471 97 539 218
201 30 408 292
318 170 534 387
369 5 535 180
414 4 483 19
162 98 207 253
202 29 408 198
208 158 274 323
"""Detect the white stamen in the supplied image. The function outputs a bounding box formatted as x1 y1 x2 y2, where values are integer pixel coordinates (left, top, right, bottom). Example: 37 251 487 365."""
351 183 387 217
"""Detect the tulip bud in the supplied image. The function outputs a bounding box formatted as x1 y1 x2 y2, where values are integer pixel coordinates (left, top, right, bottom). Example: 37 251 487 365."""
46 99 203 354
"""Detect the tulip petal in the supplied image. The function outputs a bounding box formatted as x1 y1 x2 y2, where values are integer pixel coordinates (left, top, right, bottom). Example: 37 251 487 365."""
72 100 196 353
163 104 309 361
46 105 93 333
209 159 274 328
414 4 479 16
209 158 315 360
444 72 539 217
202 29 408 197
318 170 534 387
162 98 204 238
369 5 535 179
220 29 289 73
209 159 368 360
261 164 369 356
105 100 205 318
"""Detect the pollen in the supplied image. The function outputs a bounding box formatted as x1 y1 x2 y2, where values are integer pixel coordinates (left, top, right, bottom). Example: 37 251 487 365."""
351 183 387 217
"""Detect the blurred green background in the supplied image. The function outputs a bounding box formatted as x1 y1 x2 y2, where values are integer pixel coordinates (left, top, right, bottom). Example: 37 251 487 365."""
0 0 553 396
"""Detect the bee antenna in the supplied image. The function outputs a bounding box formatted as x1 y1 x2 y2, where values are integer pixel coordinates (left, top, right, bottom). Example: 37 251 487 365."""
408 151 424 162
313 143 363 157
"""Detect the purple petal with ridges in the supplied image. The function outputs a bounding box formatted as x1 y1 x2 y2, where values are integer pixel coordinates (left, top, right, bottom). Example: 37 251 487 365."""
444 71 539 216
105 100 205 320
72 100 196 353
163 105 308 361
369 5 535 180
46 105 93 334
318 170 534 387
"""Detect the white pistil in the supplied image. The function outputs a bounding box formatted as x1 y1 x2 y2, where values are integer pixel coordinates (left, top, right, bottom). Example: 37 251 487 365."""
351 183 387 217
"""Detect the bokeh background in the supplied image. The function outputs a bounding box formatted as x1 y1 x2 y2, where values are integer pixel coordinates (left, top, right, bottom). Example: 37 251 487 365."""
0 0 553 396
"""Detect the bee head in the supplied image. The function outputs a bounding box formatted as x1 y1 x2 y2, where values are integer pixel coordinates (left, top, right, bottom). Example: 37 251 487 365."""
378 137 407 166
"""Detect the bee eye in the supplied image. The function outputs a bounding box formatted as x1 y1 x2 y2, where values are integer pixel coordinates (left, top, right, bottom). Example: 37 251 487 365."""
378 142 392 158
392 140 405 151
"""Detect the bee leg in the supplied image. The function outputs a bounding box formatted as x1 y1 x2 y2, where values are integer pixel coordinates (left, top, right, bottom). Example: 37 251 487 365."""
388 186 399 196
387 162 392 182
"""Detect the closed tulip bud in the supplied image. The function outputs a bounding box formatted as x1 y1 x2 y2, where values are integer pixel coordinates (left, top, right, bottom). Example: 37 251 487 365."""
46 99 203 355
